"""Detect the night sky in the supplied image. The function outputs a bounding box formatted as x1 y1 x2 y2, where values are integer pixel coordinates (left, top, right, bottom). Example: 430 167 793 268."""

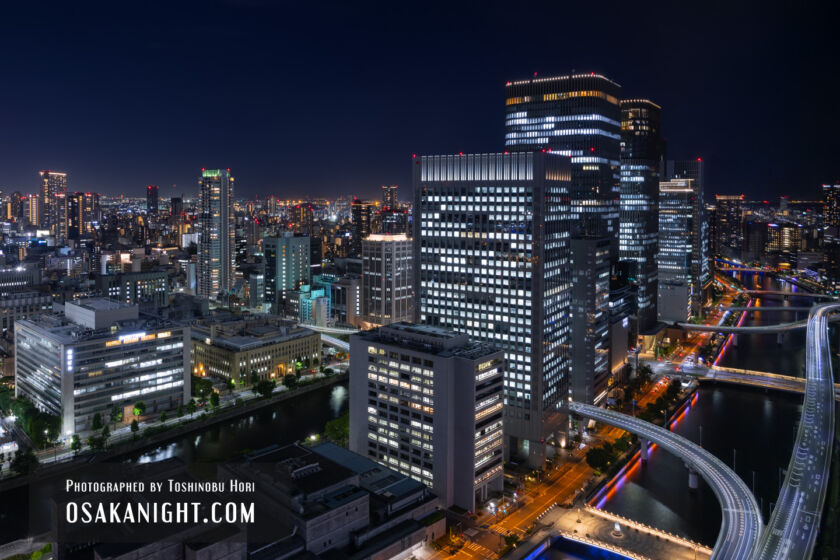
0 1 837 201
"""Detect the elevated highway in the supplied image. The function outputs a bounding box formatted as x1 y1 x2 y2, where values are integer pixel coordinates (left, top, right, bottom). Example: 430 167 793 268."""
721 306 812 313
568 402 763 560
320 333 349 352
751 304 838 559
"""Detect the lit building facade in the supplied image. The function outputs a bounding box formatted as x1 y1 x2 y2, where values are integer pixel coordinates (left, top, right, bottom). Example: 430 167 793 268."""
264 233 310 313
67 191 100 239
15 299 189 435
667 159 710 313
361 234 414 327
570 237 610 405
95 270 169 308
350 198 374 256
39 170 68 241
657 179 704 321
381 185 399 209
619 99 662 331
190 315 320 383
713 194 745 257
505 73 621 257
349 322 505 511
197 169 235 299
413 151 571 466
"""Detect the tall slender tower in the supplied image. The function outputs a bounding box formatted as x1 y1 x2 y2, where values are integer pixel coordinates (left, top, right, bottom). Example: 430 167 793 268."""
667 159 710 314
414 151 571 466
197 168 235 299
39 170 67 240
146 185 160 216
620 99 663 332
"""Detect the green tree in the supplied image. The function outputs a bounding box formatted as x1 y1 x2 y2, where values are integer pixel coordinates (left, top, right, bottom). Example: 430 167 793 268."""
0 387 13 412
160 411 168 423
70 434 81 455
227 379 235 394
87 435 105 451
176 404 184 418
638 364 653 384
109 405 123 428
255 380 276 398
324 413 349 445
91 412 103 431
186 399 197 416
585 447 612 472
133 401 146 417
130 419 139 435
11 448 39 475
283 374 297 388
249 370 259 386
101 425 110 440
210 392 220 408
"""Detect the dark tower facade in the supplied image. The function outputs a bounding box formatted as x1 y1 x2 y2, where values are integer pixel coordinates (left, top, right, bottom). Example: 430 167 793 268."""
620 99 663 332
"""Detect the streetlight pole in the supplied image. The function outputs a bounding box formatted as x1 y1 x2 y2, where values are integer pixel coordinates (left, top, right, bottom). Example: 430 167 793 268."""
733 448 737 473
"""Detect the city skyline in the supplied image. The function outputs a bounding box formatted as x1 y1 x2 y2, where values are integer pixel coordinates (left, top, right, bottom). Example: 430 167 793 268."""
0 2 837 199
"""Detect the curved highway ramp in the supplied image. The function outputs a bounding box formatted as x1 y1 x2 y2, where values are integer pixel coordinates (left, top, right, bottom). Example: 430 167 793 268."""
751 304 837 560
568 402 763 560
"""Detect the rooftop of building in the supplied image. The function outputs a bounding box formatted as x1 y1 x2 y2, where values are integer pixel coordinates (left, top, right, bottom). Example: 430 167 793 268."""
363 233 410 242
190 313 319 352
16 300 179 344
356 322 501 360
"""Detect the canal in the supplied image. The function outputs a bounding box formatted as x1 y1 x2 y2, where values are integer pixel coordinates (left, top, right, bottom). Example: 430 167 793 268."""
0 381 349 543
600 271 810 545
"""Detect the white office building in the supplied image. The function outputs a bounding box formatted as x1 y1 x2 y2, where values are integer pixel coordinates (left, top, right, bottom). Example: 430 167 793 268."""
15 299 190 435
349 322 505 511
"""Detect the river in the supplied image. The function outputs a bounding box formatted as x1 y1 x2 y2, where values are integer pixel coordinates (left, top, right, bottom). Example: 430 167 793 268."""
598 272 810 545
0 382 348 543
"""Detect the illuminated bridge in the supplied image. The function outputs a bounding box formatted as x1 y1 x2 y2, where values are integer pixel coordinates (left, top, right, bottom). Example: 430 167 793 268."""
743 290 836 300
751 304 837 559
567 402 763 560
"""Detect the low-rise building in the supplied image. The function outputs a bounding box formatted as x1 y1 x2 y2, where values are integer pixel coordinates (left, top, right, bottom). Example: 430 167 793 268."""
221 442 442 559
190 314 321 383
15 298 190 435
349 322 504 511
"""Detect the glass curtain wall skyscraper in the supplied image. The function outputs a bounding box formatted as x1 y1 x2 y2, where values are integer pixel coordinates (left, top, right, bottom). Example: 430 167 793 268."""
619 99 663 332
413 151 571 466
667 159 710 315
504 73 622 257
197 168 235 300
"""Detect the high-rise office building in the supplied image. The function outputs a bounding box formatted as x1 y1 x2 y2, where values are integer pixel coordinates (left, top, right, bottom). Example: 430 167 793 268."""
15 299 189 435
26 194 40 226
361 234 414 326
293 203 314 236
146 185 160 216
657 179 705 321
381 185 398 209
823 184 840 243
170 196 184 220
619 99 663 332
713 194 745 257
667 159 710 312
39 170 68 240
67 191 100 239
349 322 505 511
414 151 571 465
569 237 611 405
505 73 622 255
197 168 235 299
351 198 374 256
264 233 310 313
